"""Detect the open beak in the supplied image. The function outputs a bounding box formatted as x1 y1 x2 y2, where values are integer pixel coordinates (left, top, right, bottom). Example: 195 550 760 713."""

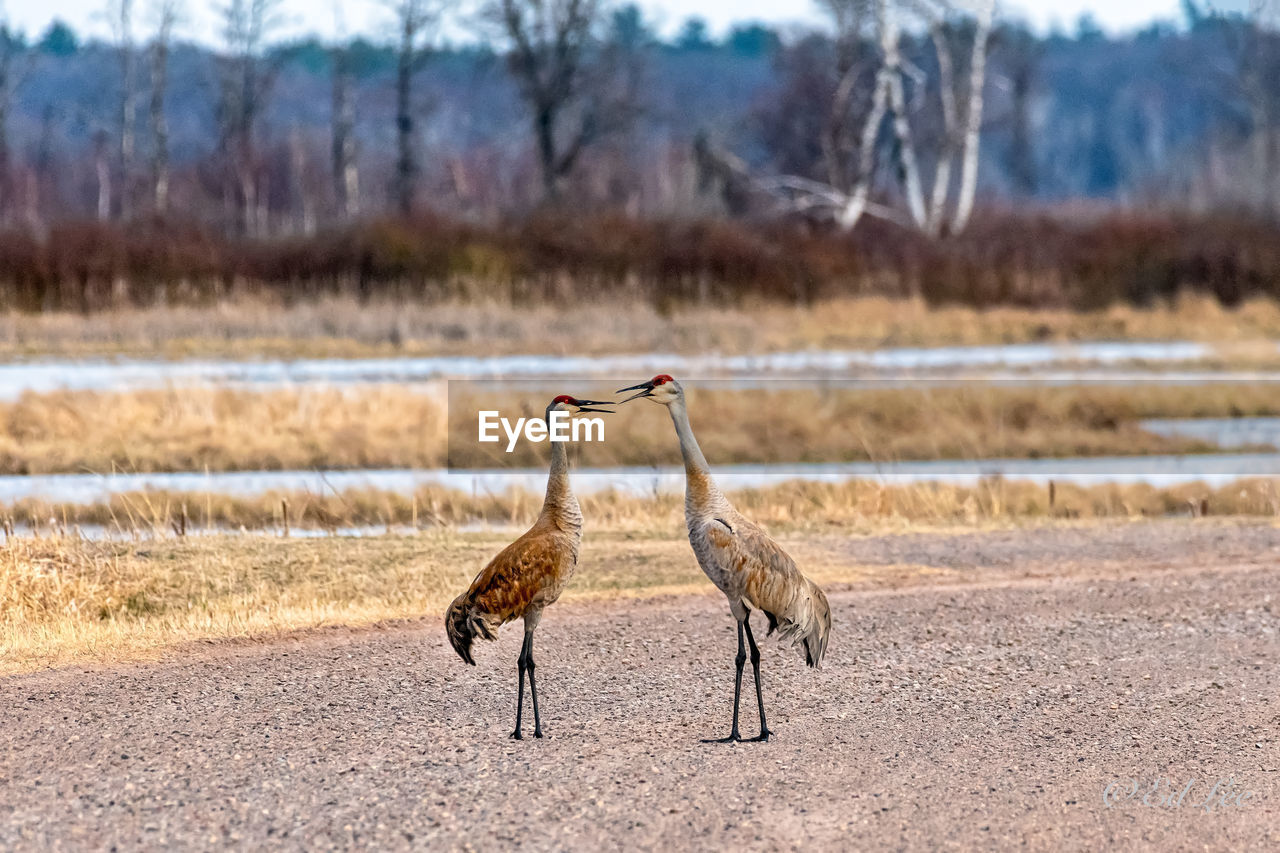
616 381 655 404
571 398 614 414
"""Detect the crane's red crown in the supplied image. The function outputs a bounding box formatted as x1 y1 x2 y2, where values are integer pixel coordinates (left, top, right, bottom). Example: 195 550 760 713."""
651 374 674 386
552 394 576 405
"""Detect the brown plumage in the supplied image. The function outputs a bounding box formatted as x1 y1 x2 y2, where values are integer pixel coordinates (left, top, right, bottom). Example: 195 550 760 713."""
444 395 610 739
618 374 833 742
445 519 577 665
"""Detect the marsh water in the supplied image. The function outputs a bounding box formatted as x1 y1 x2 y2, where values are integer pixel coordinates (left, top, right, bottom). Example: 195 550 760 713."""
4 451 1279 505
0 340 1240 399
1141 417 1280 449
0 341 1274 503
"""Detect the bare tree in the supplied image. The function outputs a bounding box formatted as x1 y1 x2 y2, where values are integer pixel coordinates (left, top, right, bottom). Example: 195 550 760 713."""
763 0 995 236
288 125 316 233
148 0 180 214
330 34 359 219
216 0 282 236
388 0 436 216
486 0 628 202
28 105 55 229
994 23 1040 196
93 129 112 221
0 16 28 219
1180 0 1280 213
823 0 884 226
109 0 139 219
748 5 896 227
1234 0 1280 214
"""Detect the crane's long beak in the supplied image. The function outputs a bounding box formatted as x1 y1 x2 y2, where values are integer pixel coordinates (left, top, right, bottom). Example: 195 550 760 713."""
572 399 615 414
616 381 654 403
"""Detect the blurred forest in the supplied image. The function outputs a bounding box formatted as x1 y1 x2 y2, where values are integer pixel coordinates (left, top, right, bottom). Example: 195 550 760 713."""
0 0 1278 311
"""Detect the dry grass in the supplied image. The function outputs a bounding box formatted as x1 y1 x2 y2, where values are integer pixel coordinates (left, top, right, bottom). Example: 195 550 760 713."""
0 386 446 474
1 380 1275 475
5 478 1279 674
0 531 485 673
0 529 755 674
1 293 1279 360
456 382 1280 468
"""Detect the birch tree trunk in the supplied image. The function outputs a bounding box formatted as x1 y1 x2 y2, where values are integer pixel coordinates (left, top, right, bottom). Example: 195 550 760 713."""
951 0 995 233
836 70 890 230
925 20 958 236
878 0 927 229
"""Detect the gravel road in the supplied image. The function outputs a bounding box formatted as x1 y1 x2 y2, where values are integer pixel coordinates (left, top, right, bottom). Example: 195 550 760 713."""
3 521 1280 850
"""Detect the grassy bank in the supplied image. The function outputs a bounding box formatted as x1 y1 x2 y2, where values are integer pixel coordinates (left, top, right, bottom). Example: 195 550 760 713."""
9 476 1280 536
6 511 1280 674
1 294 1280 360
2 528 859 673
0 380 1276 475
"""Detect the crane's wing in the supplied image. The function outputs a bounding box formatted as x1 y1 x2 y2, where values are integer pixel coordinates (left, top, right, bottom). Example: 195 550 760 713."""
464 529 568 625
702 517 832 667
445 522 577 664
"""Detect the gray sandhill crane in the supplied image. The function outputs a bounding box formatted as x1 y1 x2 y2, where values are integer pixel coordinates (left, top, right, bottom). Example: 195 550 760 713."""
618 375 831 742
445 395 612 739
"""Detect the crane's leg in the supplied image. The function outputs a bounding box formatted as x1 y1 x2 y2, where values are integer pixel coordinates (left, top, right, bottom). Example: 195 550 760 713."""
511 632 530 740
743 619 772 742
525 627 543 739
703 620 746 743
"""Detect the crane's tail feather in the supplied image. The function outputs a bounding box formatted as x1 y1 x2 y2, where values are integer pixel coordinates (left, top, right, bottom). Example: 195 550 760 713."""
801 580 832 668
761 578 831 668
444 593 499 666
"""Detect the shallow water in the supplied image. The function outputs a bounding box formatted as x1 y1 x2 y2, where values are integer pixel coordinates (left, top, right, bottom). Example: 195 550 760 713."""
0 340 1230 398
3 452 1277 505
1141 417 1280 449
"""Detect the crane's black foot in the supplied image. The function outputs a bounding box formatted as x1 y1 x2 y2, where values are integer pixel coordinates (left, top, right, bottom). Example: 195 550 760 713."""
746 728 773 743
533 729 544 739
510 730 523 740
702 731 742 743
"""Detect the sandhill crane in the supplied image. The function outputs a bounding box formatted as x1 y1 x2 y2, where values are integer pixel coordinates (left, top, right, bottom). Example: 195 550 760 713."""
445 395 612 739
618 375 831 742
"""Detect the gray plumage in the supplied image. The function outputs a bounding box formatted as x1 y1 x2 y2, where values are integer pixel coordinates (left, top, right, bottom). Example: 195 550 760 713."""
618 374 832 741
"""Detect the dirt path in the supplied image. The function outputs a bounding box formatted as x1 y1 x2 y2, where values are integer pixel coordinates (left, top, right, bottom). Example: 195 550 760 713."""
3 522 1280 850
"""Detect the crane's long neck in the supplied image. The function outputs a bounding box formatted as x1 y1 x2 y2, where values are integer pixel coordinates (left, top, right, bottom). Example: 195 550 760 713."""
668 398 727 515
542 407 582 534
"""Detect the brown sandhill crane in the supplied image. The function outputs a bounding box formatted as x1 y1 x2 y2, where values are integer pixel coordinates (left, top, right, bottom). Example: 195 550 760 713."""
445 395 612 739
618 375 831 742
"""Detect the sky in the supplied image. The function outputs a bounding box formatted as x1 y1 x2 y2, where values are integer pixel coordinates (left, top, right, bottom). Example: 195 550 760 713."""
1 0 1254 46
